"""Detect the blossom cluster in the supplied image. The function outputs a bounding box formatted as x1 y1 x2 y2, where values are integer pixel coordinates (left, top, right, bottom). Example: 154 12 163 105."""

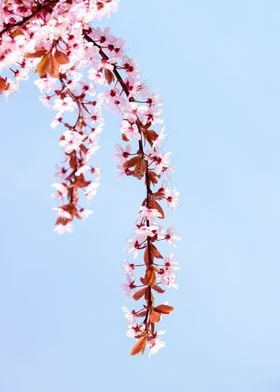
0 0 179 356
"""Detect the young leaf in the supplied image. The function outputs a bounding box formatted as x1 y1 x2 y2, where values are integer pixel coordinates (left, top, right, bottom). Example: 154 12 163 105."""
35 54 51 78
152 285 165 294
0 77 9 93
123 156 139 169
133 287 146 301
130 336 147 356
74 174 91 188
134 157 146 180
150 309 161 323
150 244 163 259
54 49 70 65
149 197 164 218
144 268 156 287
104 68 115 84
147 170 159 185
26 48 47 58
144 129 158 147
154 304 174 314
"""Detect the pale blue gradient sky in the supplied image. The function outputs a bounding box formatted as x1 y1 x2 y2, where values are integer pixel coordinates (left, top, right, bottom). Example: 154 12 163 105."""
1 1 280 391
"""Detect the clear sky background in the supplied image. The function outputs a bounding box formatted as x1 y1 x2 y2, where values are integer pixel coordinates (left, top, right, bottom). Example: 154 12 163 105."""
1 0 280 391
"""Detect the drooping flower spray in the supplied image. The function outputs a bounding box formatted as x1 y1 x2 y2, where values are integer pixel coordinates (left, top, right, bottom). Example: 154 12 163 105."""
0 0 180 356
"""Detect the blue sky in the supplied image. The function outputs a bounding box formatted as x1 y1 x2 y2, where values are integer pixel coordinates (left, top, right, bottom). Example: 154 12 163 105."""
1 0 280 391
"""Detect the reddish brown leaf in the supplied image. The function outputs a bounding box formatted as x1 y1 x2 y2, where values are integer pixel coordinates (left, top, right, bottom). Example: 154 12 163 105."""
54 49 69 65
80 144 88 154
55 216 71 226
130 336 147 356
10 28 24 38
154 304 174 314
147 170 159 186
122 133 129 142
152 285 165 294
35 52 61 78
140 277 146 285
150 309 161 323
123 156 139 169
26 48 47 58
35 54 51 78
123 156 146 180
144 129 158 147
150 244 163 259
149 197 165 218
74 174 91 188
104 68 115 84
135 157 146 180
69 153 77 169
60 203 78 218
153 187 165 200
144 268 156 287
48 54 60 78
133 287 146 301
136 310 147 317
144 247 151 265
0 77 9 93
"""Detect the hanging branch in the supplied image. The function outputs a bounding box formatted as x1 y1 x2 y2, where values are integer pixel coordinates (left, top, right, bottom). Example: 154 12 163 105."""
0 0 180 356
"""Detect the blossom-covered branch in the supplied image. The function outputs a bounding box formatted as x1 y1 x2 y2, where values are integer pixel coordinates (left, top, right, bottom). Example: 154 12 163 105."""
0 0 179 356
84 30 180 355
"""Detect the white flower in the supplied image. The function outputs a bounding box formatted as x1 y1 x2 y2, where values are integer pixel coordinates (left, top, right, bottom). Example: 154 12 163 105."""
59 131 85 154
50 116 62 129
122 260 135 276
52 182 68 200
76 165 91 176
138 206 162 221
158 254 180 289
34 77 57 94
165 227 181 246
122 306 137 324
121 275 136 297
134 224 159 242
114 143 131 162
164 187 180 209
84 181 100 200
85 144 100 162
53 207 72 220
148 337 166 357
165 253 180 271
53 96 76 113
120 120 140 141
54 222 73 235
79 208 93 219
126 239 141 258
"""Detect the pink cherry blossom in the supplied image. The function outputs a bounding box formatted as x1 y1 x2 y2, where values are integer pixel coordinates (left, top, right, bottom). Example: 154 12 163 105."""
122 260 135 276
59 131 85 154
121 275 137 297
79 208 93 220
54 222 73 235
0 0 179 357
148 336 166 357
114 143 132 162
134 224 159 242
138 206 162 221
52 183 68 200
164 227 181 246
164 187 180 209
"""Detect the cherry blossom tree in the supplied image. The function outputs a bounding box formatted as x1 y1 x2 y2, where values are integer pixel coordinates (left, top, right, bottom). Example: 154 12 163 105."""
0 0 180 357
